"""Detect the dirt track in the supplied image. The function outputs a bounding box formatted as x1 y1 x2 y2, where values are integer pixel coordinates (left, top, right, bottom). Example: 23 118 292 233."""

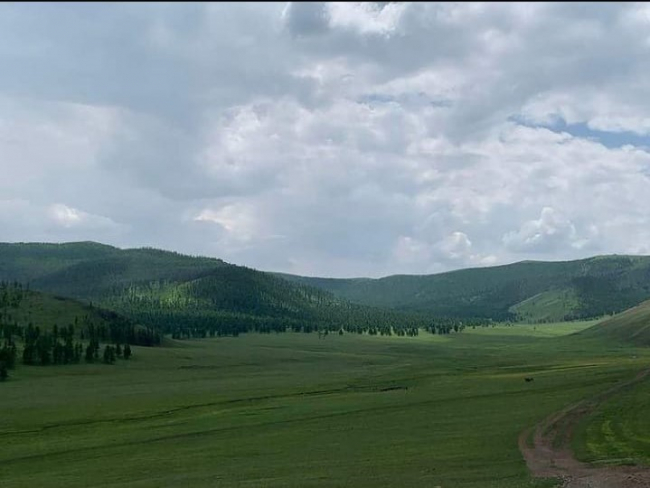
519 368 650 488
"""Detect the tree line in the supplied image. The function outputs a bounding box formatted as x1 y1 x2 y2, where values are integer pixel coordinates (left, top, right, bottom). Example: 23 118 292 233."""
0 282 137 382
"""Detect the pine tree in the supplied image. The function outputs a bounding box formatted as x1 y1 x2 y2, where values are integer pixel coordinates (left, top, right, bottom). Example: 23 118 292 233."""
103 345 115 364
73 343 82 363
85 343 95 363
123 344 132 360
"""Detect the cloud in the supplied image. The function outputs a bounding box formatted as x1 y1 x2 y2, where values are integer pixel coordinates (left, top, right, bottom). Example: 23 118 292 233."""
503 207 579 253
327 2 407 36
48 204 119 230
283 2 330 37
2 3 650 277
440 231 473 260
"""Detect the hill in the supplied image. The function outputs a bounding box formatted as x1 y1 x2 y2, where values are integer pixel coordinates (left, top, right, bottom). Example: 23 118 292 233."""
0 242 226 298
277 255 650 321
6 242 650 327
0 282 159 347
578 299 650 346
0 243 428 337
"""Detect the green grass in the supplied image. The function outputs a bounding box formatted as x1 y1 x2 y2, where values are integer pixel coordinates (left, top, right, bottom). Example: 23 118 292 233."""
579 299 650 346
2 323 649 488
509 289 579 323
7 290 109 331
464 320 600 338
573 372 650 466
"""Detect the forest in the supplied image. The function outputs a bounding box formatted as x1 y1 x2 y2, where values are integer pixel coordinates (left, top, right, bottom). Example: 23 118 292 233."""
0 282 149 380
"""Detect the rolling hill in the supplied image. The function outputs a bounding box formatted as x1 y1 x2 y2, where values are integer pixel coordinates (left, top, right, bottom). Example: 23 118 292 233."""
277 255 650 322
0 282 157 346
5 242 650 327
0 242 427 336
578 299 650 346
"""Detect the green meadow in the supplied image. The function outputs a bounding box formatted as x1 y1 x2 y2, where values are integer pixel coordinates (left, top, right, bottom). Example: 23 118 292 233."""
573 373 650 467
2 323 649 488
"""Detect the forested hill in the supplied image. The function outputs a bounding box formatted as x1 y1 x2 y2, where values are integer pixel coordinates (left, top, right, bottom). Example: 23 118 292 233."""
0 242 429 337
276 255 650 322
6 242 650 326
0 242 226 298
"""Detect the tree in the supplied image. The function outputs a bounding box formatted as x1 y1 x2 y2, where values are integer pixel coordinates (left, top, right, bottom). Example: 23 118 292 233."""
85 343 95 363
123 344 132 360
74 343 82 363
115 343 122 358
0 361 7 381
0 342 16 369
103 345 115 364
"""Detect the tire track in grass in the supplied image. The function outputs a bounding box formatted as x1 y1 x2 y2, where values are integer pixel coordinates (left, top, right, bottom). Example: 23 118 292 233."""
519 368 650 487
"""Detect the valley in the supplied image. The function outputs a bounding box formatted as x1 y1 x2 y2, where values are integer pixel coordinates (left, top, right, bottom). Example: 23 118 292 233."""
1 243 650 487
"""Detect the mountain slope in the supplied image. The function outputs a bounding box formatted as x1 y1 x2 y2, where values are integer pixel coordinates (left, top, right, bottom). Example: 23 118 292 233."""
0 282 158 346
277 255 650 321
0 243 227 300
0 241 119 283
577 299 650 346
0 242 427 335
6 242 650 326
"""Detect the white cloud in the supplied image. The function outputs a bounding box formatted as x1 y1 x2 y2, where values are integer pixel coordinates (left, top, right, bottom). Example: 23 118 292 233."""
440 231 473 260
3 3 650 277
503 207 578 252
194 203 258 242
327 2 407 36
47 203 119 230
48 204 86 228
393 235 431 265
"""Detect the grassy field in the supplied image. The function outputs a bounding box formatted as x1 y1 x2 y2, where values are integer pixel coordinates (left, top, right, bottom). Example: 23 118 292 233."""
573 374 650 467
463 320 600 338
2 325 649 488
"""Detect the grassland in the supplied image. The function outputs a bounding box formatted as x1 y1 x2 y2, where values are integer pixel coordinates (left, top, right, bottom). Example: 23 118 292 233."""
573 379 650 467
2 323 649 488
579 299 650 346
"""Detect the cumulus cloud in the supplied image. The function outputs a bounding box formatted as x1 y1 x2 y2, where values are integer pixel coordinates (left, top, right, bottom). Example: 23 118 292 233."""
503 207 579 253
2 3 650 277
327 2 407 36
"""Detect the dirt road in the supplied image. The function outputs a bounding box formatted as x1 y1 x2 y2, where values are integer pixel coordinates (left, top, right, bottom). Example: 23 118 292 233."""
519 368 650 488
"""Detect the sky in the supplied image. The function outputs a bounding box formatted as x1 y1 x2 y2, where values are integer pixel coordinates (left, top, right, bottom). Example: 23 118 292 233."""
2 2 650 278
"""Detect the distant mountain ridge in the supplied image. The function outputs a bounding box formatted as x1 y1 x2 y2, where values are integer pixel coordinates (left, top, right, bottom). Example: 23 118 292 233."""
275 255 650 322
0 242 427 336
3 242 650 324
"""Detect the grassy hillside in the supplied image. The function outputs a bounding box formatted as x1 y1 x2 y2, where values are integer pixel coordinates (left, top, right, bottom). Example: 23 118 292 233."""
0 243 429 337
509 289 580 323
0 283 158 347
4 288 115 333
278 255 650 321
577 299 650 346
